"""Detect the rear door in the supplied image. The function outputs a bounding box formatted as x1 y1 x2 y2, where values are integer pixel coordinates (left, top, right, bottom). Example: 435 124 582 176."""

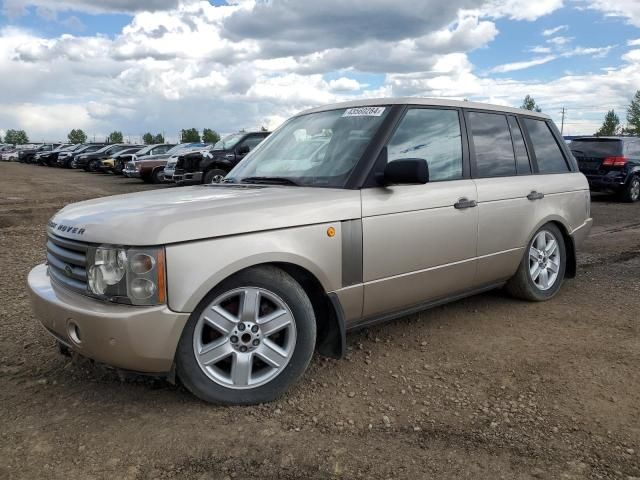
361 107 478 320
466 110 541 286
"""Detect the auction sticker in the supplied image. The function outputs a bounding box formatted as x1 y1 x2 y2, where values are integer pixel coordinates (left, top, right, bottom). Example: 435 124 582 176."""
342 107 386 117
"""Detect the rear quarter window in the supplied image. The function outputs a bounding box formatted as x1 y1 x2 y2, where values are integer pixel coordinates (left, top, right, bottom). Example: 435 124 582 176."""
523 118 569 173
468 111 516 178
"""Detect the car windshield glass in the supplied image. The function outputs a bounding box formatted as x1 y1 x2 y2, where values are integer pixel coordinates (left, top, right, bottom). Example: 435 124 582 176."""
213 133 244 150
570 139 622 157
228 107 390 188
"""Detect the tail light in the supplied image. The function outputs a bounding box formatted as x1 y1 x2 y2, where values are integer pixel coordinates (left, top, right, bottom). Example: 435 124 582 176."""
602 156 627 167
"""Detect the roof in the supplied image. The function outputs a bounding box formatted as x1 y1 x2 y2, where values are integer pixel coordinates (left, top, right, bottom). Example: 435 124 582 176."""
298 97 550 119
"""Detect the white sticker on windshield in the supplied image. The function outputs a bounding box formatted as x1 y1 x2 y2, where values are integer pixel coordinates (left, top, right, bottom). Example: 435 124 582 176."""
342 107 386 117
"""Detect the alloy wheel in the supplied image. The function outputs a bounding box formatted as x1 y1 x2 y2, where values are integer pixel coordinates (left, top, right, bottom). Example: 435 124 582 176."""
192 287 297 389
528 230 561 291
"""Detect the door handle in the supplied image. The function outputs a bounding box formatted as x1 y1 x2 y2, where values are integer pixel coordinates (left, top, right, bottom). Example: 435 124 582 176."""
454 198 477 209
527 191 545 201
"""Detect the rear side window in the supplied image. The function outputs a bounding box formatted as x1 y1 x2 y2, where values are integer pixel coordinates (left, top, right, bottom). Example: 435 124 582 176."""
242 136 266 151
623 141 640 158
508 116 531 174
523 118 569 173
468 112 515 177
387 108 463 181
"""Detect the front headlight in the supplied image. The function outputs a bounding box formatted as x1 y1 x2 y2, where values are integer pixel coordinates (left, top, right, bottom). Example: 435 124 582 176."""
87 245 166 306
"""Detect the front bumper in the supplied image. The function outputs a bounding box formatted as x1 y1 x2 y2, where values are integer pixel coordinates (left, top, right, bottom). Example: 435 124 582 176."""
27 264 189 373
123 169 140 178
175 171 202 185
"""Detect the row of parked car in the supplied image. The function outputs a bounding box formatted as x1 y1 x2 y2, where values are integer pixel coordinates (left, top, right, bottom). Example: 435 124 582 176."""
1 130 272 186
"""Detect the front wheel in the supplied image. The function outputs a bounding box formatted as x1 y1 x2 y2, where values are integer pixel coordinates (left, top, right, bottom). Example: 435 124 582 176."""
506 224 566 302
203 168 227 184
151 168 164 184
176 266 316 405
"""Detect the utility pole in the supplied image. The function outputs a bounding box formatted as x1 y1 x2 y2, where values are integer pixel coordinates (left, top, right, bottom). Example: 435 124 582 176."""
560 107 566 135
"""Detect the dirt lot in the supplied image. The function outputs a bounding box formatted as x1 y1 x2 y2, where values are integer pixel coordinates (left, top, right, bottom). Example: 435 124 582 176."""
1 162 639 480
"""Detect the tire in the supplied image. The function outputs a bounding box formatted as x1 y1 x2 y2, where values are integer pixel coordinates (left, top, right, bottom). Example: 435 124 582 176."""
151 168 164 184
176 266 316 405
506 223 566 302
620 176 640 203
203 168 227 184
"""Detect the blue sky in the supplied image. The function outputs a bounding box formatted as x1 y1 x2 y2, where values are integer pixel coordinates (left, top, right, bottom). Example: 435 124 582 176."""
0 0 639 141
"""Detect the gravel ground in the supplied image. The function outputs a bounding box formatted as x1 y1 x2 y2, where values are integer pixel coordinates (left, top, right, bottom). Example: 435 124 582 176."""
1 162 639 480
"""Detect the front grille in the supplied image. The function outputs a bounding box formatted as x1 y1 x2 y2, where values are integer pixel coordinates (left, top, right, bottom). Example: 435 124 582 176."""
125 161 135 171
46 232 89 294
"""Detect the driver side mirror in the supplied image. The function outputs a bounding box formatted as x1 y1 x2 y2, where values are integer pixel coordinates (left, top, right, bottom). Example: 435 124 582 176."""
383 158 429 185
236 145 250 155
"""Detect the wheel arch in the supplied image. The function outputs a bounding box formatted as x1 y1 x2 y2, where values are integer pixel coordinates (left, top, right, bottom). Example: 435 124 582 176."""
529 217 576 279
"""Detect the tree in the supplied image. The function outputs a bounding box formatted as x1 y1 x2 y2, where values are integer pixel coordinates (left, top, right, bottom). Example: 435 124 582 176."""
67 129 87 144
626 90 640 136
4 129 29 145
181 128 201 143
108 131 124 143
202 128 220 144
521 95 542 112
595 110 621 136
152 133 165 143
142 132 154 144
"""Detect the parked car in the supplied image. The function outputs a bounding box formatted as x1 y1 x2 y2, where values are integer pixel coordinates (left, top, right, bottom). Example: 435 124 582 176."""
35 144 74 166
0 145 17 161
109 144 175 175
169 132 270 185
19 144 60 164
124 143 208 183
28 98 592 405
57 144 106 168
570 136 640 202
99 147 145 173
78 144 143 172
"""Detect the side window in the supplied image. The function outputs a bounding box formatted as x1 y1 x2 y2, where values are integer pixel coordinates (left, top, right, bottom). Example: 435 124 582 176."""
624 141 640 158
387 108 463 182
508 116 531 174
241 136 265 151
522 118 569 173
468 112 515 177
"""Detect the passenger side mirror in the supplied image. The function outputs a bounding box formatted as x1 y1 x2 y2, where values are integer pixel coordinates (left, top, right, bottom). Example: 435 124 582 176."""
383 159 429 185
237 145 250 155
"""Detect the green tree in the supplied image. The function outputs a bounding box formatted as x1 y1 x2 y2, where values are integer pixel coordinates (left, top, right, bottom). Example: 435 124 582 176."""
521 95 542 112
142 132 154 144
152 133 165 143
108 131 124 143
202 128 220 144
67 129 87 144
5 129 29 144
595 110 621 136
626 90 640 135
181 128 201 143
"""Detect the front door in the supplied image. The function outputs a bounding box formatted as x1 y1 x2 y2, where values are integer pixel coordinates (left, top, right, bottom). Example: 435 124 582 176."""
360 107 479 320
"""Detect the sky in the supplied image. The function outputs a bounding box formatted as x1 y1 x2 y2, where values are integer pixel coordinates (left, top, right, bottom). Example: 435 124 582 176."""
0 0 639 142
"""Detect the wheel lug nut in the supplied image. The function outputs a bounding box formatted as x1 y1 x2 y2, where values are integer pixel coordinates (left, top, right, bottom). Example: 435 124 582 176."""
230 335 238 343
239 346 247 353
238 323 246 331
252 339 260 346
251 325 259 333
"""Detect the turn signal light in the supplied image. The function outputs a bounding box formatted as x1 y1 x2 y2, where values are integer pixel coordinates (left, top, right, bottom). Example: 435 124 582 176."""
602 156 627 167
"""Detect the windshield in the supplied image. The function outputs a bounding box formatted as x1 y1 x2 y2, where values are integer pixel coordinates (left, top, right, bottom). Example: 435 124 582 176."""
213 133 244 151
228 107 390 187
570 139 622 157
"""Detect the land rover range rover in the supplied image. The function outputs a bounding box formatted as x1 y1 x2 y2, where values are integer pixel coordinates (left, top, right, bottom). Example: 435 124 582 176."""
28 98 592 405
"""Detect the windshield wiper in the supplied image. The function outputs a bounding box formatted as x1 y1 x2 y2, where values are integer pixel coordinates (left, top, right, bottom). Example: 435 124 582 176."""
240 176 300 186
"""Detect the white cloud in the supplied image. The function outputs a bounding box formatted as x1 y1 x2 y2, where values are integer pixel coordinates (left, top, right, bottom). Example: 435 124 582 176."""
546 35 573 46
529 45 552 53
2 0 183 17
542 25 568 36
328 77 364 92
476 0 563 20
579 0 640 27
628 38 640 46
490 55 557 73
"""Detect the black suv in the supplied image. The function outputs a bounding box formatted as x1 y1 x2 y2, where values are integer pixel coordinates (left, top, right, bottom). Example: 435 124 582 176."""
57 144 106 168
171 131 270 185
19 144 60 164
570 136 640 202
77 144 142 172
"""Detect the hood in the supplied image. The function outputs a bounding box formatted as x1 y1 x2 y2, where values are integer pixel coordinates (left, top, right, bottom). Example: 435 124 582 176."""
48 185 361 245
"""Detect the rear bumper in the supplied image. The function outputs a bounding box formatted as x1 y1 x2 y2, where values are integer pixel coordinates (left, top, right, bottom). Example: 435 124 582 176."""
28 264 189 373
585 173 629 191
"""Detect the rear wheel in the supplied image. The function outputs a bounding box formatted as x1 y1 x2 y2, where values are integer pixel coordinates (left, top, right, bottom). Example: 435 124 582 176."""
203 168 227 184
176 266 316 405
506 223 566 302
620 176 640 203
